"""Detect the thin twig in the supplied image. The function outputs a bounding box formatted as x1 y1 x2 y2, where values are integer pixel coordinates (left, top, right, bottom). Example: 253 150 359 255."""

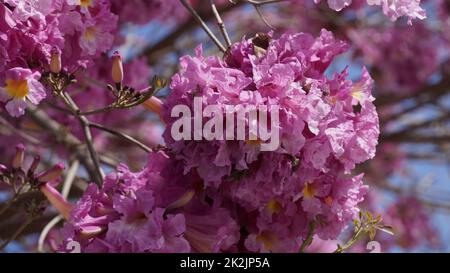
381 112 450 142
89 122 153 153
77 105 114 116
0 116 41 145
253 4 275 29
0 217 34 251
61 160 80 198
37 215 62 253
0 197 18 218
26 108 112 179
144 2 242 62
244 0 287 5
299 221 316 253
334 225 365 253
210 0 232 48
60 92 104 184
0 182 27 217
179 0 227 52
233 0 288 29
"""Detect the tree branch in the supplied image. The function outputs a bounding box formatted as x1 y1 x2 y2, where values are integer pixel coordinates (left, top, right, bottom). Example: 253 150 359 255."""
210 0 232 48
179 0 227 52
144 2 242 62
89 122 153 153
59 92 104 184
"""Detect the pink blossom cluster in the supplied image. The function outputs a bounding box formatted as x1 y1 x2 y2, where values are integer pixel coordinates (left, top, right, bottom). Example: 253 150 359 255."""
51 30 380 253
313 0 426 23
348 23 439 94
110 0 230 26
379 196 439 249
0 0 118 117
54 151 368 252
110 0 185 25
55 152 240 253
161 30 377 249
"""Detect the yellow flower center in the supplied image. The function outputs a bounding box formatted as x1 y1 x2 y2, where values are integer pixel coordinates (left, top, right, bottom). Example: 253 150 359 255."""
83 27 97 41
256 231 276 251
245 135 261 146
266 199 281 214
80 0 93 8
324 196 333 206
303 183 316 199
5 79 29 99
327 96 338 105
351 83 363 101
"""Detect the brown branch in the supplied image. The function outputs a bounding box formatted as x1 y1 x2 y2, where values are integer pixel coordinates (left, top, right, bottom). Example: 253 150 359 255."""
210 0 232 47
143 2 242 62
89 122 153 153
26 108 107 182
376 182 450 212
179 0 226 52
0 216 34 250
376 75 450 107
59 92 104 185
381 112 450 142
380 84 449 123
383 135 450 144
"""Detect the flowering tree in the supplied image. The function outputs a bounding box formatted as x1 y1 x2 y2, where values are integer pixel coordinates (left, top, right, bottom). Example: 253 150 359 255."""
0 0 448 253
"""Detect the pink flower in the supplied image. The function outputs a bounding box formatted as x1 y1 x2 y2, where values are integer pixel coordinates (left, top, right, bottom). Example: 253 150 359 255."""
55 152 239 253
313 0 426 23
158 31 377 251
366 0 426 24
314 0 353 12
0 67 46 117
380 196 439 249
306 236 339 253
348 24 439 94
110 0 187 25
4 0 55 22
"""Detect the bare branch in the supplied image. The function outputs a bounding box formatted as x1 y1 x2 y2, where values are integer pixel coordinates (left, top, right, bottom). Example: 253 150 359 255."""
210 0 232 48
0 216 34 250
60 92 105 184
89 122 153 153
144 2 242 62
179 0 227 52
26 108 101 183
253 4 275 29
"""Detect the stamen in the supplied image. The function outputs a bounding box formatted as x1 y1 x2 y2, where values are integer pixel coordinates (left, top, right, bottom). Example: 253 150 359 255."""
5 79 29 99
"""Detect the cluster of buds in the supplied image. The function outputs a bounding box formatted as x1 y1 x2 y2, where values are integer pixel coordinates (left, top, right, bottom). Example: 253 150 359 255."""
106 51 166 110
0 144 66 216
40 47 77 96
41 48 165 114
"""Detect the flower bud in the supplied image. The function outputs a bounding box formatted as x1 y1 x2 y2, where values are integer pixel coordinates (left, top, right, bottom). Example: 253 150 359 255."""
143 96 163 118
36 162 65 183
50 46 62 74
79 226 106 239
0 164 7 175
111 50 123 84
40 183 73 220
28 155 40 175
12 144 25 169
